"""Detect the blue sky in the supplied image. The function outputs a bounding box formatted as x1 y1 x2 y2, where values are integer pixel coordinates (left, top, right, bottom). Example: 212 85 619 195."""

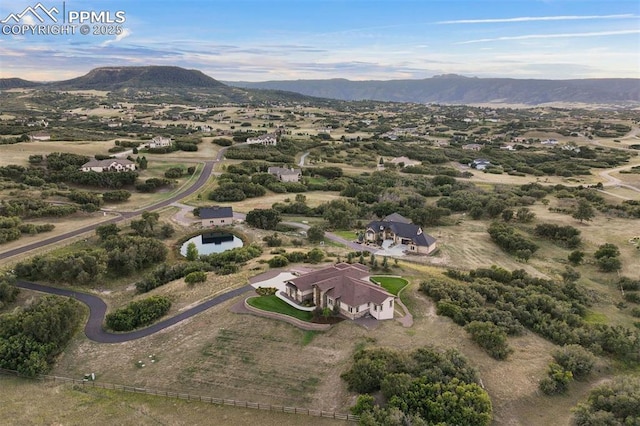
1 0 638 81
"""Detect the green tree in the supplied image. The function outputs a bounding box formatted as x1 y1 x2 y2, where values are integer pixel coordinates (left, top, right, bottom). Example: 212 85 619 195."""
539 363 573 395
552 345 595 381
246 208 281 230
184 271 207 284
561 266 581 284
572 199 595 223
306 248 325 264
594 243 620 259
568 250 585 265
307 225 325 243
573 377 640 425
515 207 535 223
321 199 359 230
465 321 513 360
185 242 199 261
598 256 622 272
96 223 120 241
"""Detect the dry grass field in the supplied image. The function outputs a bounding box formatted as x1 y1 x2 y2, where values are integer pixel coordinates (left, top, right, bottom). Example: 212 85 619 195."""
0 140 117 167
0 376 347 426
36 266 616 426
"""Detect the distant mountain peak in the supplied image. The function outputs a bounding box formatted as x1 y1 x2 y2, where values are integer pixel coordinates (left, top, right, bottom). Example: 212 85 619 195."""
53 65 226 90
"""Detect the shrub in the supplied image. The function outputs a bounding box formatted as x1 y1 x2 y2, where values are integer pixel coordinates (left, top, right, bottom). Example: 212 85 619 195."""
624 292 640 304
184 271 207 284
268 255 289 268
465 321 513 360
262 233 282 247
255 287 278 296
539 363 573 395
572 377 640 424
552 345 595 380
105 296 171 331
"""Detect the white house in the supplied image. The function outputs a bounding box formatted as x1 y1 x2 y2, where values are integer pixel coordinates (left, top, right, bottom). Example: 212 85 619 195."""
80 159 136 173
462 143 483 151
246 133 277 146
29 132 51 141
389 156 421 167
267 166 302 182
284 263 395 320
148 136 172 149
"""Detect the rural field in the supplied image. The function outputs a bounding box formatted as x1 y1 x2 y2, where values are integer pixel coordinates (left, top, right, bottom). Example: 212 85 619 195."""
37 264 612 426
0 376 347 426
1 82 639 426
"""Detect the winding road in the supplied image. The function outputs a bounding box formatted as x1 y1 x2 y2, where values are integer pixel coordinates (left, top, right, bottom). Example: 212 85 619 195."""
16 280 253 343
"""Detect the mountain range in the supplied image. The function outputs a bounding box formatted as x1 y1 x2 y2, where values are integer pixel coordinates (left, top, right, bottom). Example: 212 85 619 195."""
228 75 640 105
1 66 638 106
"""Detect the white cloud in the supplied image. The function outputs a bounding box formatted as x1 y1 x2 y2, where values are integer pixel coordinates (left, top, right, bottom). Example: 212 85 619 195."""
458 29 640 44
438 14 636 24
101 28 131 47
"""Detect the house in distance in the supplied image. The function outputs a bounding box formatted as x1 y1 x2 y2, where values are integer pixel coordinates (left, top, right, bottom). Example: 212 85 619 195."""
80 159 136 173
267 166 302 182
199 206 233 227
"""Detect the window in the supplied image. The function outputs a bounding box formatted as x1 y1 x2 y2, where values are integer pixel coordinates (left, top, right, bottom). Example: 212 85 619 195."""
221 219 225 223
389 300 393 307
356 306 359 313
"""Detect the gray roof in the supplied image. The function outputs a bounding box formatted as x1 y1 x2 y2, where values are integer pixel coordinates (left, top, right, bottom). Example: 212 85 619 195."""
268 166 301 175
383 213 411 224
366 217 436 247
200 206 233 219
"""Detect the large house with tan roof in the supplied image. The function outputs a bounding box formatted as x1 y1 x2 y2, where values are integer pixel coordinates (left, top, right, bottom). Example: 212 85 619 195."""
284 263 395 320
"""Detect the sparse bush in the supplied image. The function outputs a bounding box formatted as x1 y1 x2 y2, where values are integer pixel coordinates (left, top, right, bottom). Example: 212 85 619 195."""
184 271 207 284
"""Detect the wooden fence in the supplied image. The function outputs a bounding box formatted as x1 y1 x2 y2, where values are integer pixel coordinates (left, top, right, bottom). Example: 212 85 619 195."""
0 368 359 422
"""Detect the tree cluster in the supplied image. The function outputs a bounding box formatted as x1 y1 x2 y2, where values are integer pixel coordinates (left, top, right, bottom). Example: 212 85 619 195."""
594 243 622 273
572 377 640 425
533 223 582 248
341 346 491 426
425 267 640 362
487 222 539 261
0 296 83 376
0 274 19 309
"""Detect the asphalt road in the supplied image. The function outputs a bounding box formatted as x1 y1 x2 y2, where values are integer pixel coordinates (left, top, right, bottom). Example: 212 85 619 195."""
16 280 253 343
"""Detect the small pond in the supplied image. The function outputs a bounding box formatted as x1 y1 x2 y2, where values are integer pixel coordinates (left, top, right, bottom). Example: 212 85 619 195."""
180 232 243 256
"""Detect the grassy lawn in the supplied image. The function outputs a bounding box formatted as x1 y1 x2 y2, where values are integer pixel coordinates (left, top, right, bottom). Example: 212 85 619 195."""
247 295 313 321
332 230 358 241
370 276 409 296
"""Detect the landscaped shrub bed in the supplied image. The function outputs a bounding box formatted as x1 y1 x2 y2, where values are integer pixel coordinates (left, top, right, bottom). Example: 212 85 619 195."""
255 287 277 296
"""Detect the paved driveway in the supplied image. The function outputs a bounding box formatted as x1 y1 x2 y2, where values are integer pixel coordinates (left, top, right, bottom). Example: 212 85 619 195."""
249 271 297 292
